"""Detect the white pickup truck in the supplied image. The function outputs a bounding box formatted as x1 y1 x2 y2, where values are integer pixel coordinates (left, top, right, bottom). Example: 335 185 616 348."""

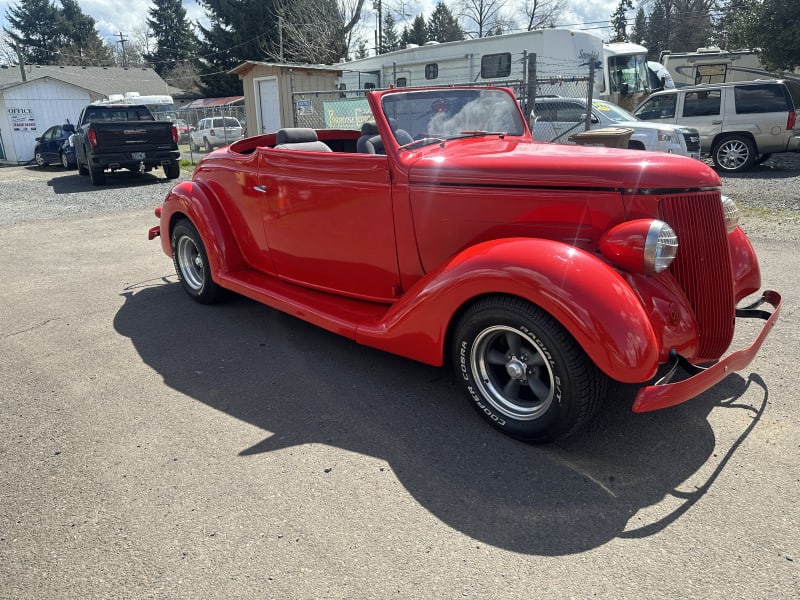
533 97 701 158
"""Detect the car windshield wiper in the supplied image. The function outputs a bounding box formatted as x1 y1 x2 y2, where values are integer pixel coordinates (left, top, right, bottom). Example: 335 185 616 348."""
455 130 507 138
398 131 508 151
397 137 446 151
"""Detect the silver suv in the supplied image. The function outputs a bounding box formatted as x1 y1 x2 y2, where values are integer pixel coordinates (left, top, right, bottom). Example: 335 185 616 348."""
189 117 244 152
533 97 700 158
633 79 800 172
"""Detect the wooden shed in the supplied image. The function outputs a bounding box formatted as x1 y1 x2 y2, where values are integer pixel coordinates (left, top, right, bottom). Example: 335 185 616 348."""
230 62 343 135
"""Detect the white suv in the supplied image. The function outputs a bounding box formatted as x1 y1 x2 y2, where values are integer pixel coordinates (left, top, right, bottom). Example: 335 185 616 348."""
633 79 800 172
533 97 701 158
189 117 244 152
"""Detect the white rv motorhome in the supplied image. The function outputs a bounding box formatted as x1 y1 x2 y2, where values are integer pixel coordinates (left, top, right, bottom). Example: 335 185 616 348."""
92 92 177 121
659 48 770 87
337 29 651 109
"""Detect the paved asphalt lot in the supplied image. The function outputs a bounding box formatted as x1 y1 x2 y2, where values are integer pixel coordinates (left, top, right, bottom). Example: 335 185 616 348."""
0 163 798 598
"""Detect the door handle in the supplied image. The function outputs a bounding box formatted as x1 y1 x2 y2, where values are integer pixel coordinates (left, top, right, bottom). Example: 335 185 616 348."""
253 185 268 193
712 120 722 124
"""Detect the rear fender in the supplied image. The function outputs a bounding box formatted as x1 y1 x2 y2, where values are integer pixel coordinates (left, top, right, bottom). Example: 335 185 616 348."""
356 238 660 383
160 180 245 275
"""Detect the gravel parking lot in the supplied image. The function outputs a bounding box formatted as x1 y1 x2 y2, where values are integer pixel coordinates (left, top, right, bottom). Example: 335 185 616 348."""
1 151 798 225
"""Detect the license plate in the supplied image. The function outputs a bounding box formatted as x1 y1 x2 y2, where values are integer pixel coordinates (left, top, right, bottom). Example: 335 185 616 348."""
132 152 145 160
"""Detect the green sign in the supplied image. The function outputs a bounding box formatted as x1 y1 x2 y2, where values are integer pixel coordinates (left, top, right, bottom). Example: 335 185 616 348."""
322 98 372 129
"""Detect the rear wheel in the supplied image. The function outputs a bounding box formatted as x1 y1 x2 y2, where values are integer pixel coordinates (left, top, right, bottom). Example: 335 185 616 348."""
712 135 756 173
170 219 224 304
89 166 105 185
453 296 607 443
164 162 180 179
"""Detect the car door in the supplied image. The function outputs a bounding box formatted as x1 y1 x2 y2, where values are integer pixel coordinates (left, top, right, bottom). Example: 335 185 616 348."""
39 126 62 161
674 88 723 153
257 148 400 302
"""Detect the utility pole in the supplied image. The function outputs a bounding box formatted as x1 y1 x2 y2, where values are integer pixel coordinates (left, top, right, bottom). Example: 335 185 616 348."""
12 43 26 82
373 0 382 54
116 32 128 68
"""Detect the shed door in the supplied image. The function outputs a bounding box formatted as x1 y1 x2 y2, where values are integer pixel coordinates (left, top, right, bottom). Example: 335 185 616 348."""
257 78 281 134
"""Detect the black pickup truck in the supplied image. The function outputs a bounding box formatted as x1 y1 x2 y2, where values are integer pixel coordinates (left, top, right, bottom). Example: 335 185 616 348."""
73 103 181 185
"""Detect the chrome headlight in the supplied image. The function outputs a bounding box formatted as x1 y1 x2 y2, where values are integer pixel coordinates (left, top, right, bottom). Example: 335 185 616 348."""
646 220 678 273
599 219 679 276
721 195 740 234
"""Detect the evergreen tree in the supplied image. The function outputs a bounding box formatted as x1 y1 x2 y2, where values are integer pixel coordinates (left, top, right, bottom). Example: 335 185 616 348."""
645 0 671 58
427 1 464 43
610 0 633 43
195 0 280 96
143 0 197 76
56 0 113 66
402 15 428 47
729 0 800 71
4 0 61 64
381 12 400 54
631 7 647 46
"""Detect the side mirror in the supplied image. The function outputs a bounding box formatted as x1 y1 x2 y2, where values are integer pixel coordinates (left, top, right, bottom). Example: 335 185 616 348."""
63 123 75 133
621 83 630 96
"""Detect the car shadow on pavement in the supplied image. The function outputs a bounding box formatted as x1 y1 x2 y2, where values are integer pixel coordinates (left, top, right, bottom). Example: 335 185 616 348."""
45 170 181 194
114 279 768 556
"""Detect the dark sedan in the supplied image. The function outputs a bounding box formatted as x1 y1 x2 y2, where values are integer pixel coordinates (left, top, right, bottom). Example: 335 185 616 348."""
34 124 77 168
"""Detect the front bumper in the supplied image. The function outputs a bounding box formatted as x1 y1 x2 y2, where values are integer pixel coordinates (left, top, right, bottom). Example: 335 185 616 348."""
633 290 781 412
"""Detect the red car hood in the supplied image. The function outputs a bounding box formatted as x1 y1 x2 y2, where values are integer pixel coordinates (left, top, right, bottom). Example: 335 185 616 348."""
406 138 720 190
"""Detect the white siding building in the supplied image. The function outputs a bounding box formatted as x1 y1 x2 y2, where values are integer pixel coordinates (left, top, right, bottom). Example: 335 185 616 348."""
0 77 95 164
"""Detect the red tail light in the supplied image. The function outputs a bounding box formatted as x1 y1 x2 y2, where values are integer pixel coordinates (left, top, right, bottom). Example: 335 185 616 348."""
171 125 179 144
788 111 796 130
88 129 97 147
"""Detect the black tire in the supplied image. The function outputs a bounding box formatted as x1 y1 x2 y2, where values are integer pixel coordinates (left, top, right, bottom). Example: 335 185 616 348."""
78 161 88 176
34 151 47 167
170 219 224 304
203 138 213 153
164 162 180 179
60 152 72 169
627 141 646 151
89 166 105 185
712 134 756 173
189 139 198 152
453 296 607 443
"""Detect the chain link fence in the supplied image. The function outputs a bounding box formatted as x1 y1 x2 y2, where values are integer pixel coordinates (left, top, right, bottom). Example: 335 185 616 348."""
290 54 597 143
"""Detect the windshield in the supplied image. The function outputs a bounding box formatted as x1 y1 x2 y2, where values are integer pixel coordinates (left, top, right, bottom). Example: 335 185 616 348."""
591 100 637 123
380 88 526 142
608 54 651 95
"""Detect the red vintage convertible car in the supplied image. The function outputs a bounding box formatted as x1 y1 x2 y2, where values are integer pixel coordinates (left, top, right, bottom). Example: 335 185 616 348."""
149 86 780 442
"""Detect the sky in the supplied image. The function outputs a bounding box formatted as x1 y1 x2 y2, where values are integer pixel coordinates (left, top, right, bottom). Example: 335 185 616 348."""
1 0 619 60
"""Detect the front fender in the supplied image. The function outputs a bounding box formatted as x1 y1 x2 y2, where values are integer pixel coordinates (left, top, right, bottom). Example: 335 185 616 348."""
159 180 245 276
357 238 660 383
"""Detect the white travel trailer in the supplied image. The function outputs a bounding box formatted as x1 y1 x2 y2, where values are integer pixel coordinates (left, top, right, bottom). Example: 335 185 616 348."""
337 29 651 109
659 47 770 87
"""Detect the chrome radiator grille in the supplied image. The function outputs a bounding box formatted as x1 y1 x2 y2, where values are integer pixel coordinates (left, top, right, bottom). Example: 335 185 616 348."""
659 192 735 359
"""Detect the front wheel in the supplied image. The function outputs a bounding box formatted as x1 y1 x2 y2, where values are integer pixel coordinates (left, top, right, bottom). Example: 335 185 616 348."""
453 297 607 443
60 152 72 169
34 152 47 167
170 219 224 304
203 138 213 153
712 135 756 173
